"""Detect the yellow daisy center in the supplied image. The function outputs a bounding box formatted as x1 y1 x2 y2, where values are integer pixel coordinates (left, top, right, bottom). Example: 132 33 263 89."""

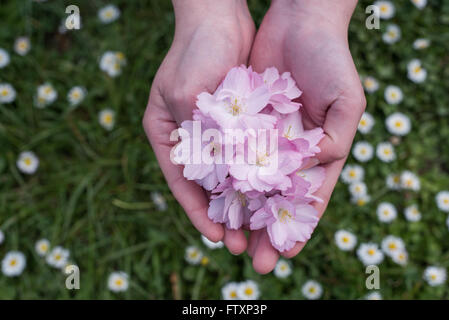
368 249 375 256
10 259 17 266
1 89 8 96
23 157 32 166
200 256 209 266
244 287 253 296
115 279 123 286
104 114 113 124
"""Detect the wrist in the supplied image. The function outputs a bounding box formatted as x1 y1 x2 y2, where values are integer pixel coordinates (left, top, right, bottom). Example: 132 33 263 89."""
172 0 247 26
270 0 357 29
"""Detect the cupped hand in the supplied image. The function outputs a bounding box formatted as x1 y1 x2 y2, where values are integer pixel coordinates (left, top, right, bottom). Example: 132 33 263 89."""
143 1 255 253
248 0 366 273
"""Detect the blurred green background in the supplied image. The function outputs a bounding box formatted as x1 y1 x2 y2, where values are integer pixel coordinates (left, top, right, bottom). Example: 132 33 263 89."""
0 0 448 299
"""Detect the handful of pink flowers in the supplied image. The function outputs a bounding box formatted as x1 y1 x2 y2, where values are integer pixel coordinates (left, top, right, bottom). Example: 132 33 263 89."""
173 66 326 252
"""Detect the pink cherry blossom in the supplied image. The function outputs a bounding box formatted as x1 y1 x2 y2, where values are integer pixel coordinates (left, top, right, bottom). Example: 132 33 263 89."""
174 119 228 190
262 67 302 114
250 194 319 252
208 178 252 229
196 66 276 131
283 166 326 203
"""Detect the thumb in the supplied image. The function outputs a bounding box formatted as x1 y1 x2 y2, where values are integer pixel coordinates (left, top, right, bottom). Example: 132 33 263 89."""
316 94 366 164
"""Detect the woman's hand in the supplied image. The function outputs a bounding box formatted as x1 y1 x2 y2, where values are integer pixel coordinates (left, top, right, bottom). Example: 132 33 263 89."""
247 0 366 273
143 0 255 253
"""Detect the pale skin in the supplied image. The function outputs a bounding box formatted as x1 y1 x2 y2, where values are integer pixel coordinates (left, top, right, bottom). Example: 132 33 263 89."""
143 0 366 274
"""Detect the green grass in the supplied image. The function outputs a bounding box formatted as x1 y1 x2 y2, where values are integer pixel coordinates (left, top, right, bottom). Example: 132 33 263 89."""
0 0 448 299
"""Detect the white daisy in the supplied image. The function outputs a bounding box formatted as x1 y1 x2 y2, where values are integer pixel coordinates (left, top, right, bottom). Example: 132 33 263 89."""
374 1 395 19
151 192 167 211
0 83 16 104
46 246 70 269
423 266 446 286
404 204 421 222
334 230 357 251
381 235 405 257
400 170 420 191
377 202 397 223
351 194 371 207
376 142 396 162
0 48 10 68
436 191 449 212
14 37 31 56
35 239 50 257
237 280 260 300
67 86 86 106
392 250 408 266
98 5 120 24
382 24 401 44
357 243 384 266
386 173 401 190
384 85 403 105
365 291 382 300
362 77 379 94
386 112 411 136
98 108 115 130
273 259 292 278
341 164 364 184
185 246 203 265
358 112 375 134
201 235 224 250
99 51 126 77
1 251 26 277
413 38 430 50
349 181 367 197
108 271 129 292
407 59 427 83
301 280 323 300
221 282 240 300
352 141 374 162
411 0 427 9
0 230 4 245
35 83 57 108
16 151 39 175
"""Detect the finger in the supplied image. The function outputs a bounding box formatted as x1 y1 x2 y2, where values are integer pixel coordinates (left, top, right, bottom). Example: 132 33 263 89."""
252 230 279 274
247 229 262 258
223 228 247 255
317 95 366 164
143 99 224 242
281 158 346 259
